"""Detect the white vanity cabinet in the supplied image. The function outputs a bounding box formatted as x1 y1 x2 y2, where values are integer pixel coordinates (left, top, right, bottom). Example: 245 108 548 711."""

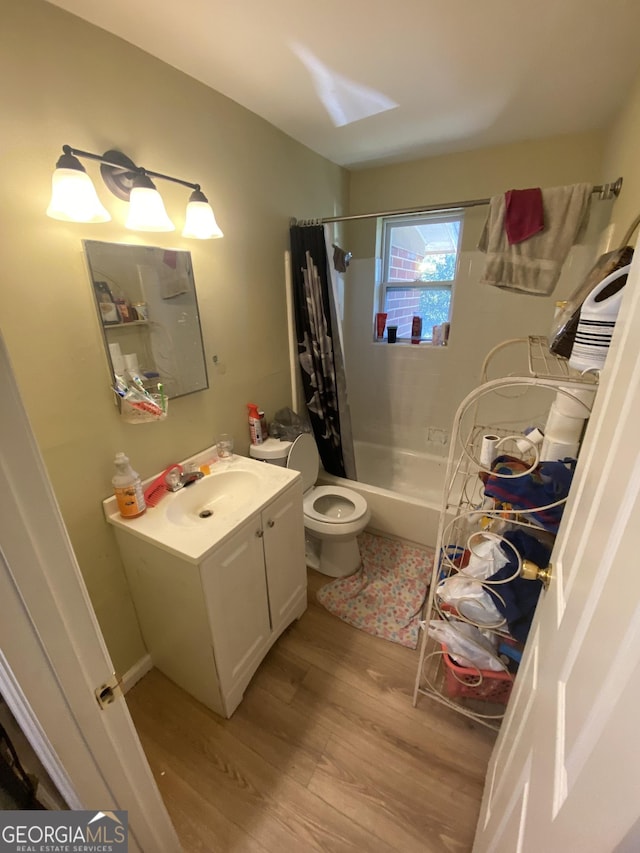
110 471 307 718
199 483 307 715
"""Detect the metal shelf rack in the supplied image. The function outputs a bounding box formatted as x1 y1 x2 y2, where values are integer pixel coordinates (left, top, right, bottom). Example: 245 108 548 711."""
412 338 598 730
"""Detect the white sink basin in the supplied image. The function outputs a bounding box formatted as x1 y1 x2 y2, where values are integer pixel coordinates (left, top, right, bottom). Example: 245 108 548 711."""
103 451 300 563
165 470 261 527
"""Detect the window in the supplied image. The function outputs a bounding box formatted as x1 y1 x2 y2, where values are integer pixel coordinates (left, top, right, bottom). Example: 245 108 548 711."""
378 211 463 341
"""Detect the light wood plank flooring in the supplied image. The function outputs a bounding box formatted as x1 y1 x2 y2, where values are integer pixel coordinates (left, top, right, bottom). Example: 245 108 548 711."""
126 569 496 852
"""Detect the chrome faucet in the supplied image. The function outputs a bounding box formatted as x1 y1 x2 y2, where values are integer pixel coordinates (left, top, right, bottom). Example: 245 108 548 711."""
165 467 204 492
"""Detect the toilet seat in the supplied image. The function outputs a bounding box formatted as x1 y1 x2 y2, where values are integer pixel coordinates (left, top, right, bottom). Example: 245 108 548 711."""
287 434 369 528
283 433 370 576
303 485 368 525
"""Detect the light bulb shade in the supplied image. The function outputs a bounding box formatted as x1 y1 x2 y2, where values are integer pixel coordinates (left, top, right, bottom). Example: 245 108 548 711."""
46 167 111 223
182 195 224 239
126 183 174 232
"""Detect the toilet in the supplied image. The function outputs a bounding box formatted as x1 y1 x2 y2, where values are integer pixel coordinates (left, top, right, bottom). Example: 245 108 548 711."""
249 434 370 577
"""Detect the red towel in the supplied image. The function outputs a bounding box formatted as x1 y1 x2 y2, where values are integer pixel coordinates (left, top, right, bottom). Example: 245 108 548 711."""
505 187 544 245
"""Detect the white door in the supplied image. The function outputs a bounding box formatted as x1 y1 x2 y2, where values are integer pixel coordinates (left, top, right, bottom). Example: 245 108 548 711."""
474 244 640 852
0 332 181 852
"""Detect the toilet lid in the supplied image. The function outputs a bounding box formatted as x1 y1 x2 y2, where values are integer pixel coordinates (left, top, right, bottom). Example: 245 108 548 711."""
287 433 318 492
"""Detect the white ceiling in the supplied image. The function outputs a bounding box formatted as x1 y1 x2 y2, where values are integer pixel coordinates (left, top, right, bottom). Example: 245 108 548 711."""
47 0 640 169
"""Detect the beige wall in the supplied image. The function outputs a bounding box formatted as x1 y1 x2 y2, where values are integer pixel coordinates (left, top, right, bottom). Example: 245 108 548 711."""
342 133 611 453
0 0 347 672
348 132 607 257
602 66 640 246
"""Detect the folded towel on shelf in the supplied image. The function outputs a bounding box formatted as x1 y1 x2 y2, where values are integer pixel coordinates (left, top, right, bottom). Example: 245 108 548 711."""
478 182 593 295
505 187 544 244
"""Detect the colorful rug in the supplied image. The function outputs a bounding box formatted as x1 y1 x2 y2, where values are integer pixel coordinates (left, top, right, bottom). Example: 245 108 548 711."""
316 532 435 649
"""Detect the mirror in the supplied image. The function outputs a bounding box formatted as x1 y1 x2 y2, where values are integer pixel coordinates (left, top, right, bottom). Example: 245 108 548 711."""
84 240 209 399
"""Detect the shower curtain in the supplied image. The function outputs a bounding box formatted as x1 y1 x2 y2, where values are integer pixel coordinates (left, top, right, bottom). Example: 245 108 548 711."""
289 224 356 480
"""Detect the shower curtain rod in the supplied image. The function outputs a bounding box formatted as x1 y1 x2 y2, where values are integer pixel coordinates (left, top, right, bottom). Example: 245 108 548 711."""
292 177 623 226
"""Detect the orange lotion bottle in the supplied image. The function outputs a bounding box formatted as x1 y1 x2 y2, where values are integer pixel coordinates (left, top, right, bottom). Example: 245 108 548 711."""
112 452 146 518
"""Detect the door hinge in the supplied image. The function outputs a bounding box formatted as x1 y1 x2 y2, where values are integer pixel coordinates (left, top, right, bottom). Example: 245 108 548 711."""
95 673 123 710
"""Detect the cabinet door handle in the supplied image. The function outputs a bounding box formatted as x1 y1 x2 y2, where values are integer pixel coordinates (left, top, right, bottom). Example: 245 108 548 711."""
267 519 275 528
256 529 264 538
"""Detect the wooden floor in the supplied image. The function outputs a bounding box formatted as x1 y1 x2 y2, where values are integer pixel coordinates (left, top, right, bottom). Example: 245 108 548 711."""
126 569 496 853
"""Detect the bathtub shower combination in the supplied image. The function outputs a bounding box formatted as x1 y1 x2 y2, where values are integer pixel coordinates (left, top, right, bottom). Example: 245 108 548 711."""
318 440 446 548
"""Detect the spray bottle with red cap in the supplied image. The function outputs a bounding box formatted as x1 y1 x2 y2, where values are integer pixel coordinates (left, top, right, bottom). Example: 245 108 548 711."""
247 403 264 445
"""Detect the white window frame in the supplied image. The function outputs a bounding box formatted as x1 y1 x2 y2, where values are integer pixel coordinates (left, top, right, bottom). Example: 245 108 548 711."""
378 210 464 342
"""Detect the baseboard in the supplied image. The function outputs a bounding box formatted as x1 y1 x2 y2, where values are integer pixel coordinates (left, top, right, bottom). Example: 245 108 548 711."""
121 654 153 695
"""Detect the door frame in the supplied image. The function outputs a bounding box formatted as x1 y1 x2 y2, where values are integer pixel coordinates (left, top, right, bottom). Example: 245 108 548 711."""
0 331 181 852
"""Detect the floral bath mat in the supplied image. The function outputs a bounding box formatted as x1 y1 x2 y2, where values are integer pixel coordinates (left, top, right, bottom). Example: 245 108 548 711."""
316 532 434 649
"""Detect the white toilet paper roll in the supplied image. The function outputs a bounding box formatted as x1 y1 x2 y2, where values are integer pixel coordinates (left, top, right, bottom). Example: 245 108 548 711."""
515 427 544 455
555 387 595 418
544 403 585 444
480 434 500 469
540 437 579 462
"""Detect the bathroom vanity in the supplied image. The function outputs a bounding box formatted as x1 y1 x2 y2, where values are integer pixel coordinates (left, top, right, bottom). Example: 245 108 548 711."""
103 452 307 717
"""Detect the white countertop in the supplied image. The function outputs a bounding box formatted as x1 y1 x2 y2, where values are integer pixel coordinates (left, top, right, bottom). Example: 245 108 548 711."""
103 448 300 564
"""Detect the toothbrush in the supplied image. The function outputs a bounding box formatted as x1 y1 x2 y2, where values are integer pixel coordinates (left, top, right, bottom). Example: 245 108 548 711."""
157 382 166 413
113 373 129 396
127 369 155 400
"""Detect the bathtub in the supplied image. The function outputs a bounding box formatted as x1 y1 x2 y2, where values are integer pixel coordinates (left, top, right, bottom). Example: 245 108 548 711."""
318 440 447 548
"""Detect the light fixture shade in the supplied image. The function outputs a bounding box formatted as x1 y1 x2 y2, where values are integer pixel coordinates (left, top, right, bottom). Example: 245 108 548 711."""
46 166 111 223
182 190 223 239
125 176 174 232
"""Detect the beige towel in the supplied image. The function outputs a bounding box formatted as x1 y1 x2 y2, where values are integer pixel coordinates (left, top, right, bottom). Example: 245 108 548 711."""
478 183 592 296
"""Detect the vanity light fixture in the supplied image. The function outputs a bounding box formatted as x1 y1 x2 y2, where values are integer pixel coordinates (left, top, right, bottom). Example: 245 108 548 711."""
183 189 224 239
46 145 223 239
46 149 111 223
125 172 174 233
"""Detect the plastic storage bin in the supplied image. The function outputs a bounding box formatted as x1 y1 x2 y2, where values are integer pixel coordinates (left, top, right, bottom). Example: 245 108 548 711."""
441 645 514 705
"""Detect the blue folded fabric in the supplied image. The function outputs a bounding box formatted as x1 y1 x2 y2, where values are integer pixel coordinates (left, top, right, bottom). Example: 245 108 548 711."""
482 455 575 534
487 530 552 643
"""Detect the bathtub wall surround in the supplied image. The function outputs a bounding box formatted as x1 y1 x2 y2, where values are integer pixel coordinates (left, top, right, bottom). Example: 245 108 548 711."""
342 133 616 456
47 145 224 239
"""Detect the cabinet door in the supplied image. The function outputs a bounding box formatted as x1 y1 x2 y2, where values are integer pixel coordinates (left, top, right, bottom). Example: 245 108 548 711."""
200 519 271 701
262 482 307 633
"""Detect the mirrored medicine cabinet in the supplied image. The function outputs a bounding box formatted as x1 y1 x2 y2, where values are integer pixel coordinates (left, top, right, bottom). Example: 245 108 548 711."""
84 240 209 400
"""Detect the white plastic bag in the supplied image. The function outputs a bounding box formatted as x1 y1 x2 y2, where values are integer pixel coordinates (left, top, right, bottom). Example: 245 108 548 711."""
462 534 509 579
428 619 504 672
437 575 505 627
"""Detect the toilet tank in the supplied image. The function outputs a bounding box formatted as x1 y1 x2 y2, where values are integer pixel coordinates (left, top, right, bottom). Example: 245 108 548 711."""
248 437 292 467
